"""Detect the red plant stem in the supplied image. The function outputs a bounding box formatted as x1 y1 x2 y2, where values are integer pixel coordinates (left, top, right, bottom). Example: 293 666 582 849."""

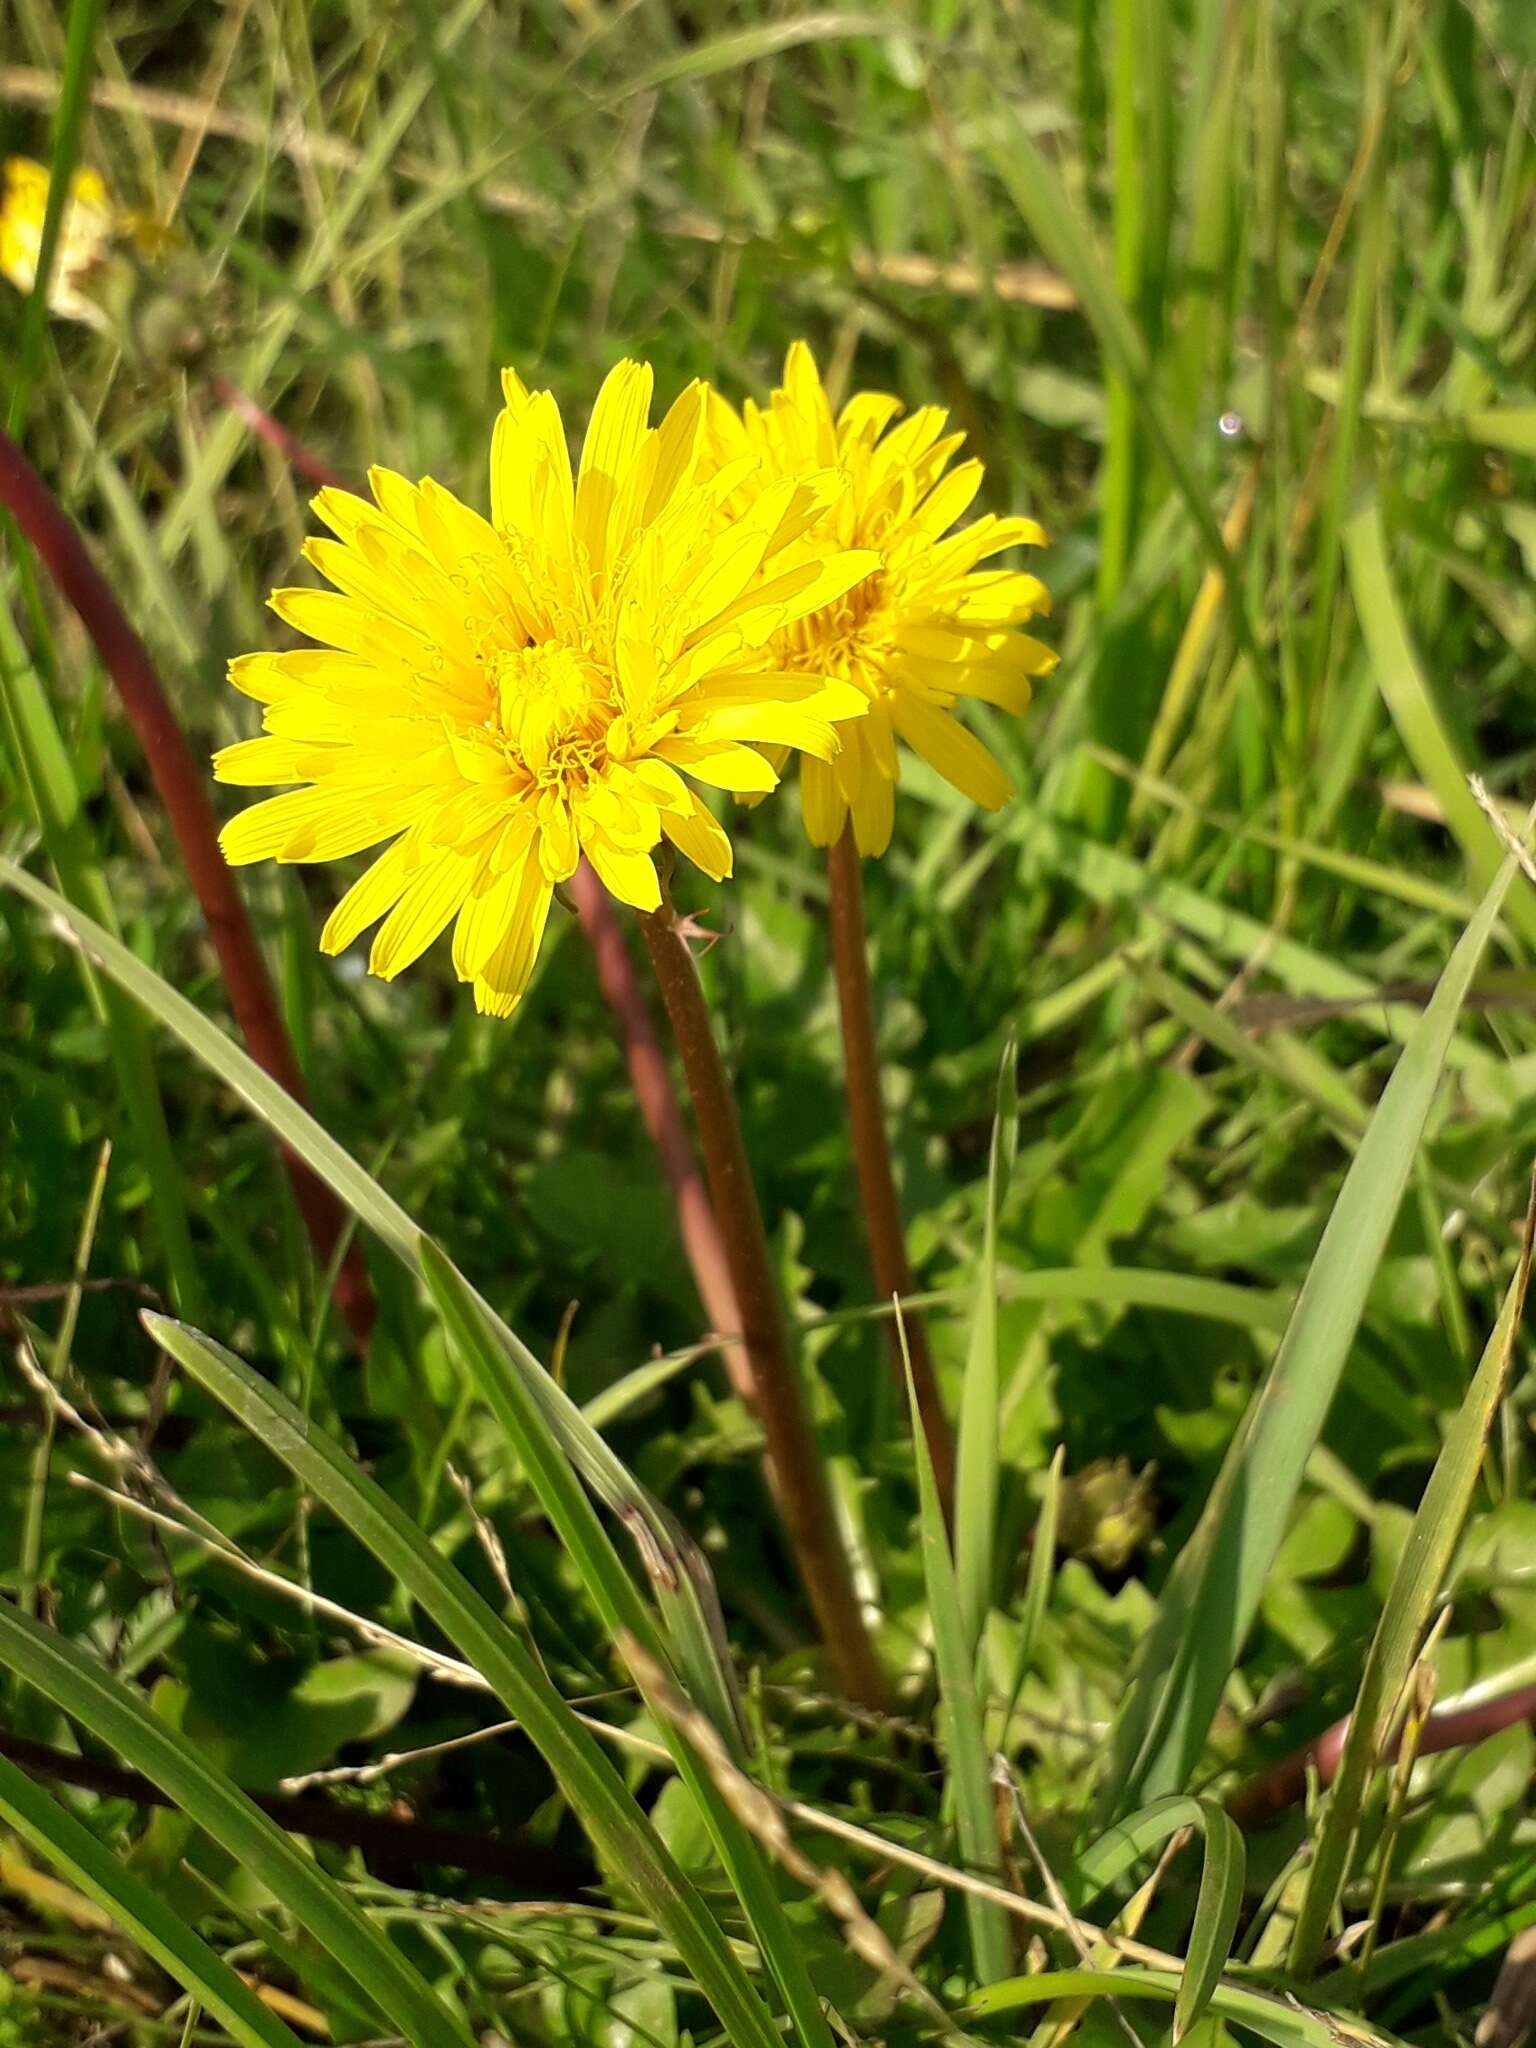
1226 1683 1536 1829
0 425 374 1348
639 897 889 1710
826 825 955 1523
0 1725 583 1887
207 373 348 491
567 860 759 1413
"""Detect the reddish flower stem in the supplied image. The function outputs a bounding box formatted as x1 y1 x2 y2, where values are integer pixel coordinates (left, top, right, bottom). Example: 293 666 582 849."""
0 425 375 1349
826 824 955 1523
1226 1683 1536 1829
567 859 758 1417
639 896 889 1710
207 373 348 491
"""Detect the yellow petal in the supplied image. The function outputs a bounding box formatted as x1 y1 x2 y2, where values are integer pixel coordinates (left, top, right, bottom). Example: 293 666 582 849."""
800 754 845 847
714 550 880 647
911 459 984 540
219 789 395 866
368 847 477 980
641 381 706 524
685 702 843 760
581 833 661 911
574 359 654 575
661 790 733 882
320 836 414 954
453 847 525 979
536 798 579 881
849 739 896 857
269 587 427 667
656 736 778 794
890 695 1013 810
837 390 904 444
211 738 297 787
473 861 554 1016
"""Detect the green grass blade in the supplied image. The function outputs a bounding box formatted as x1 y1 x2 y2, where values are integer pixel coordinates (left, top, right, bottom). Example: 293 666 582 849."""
421 1238 662 1652
0 1753 301 2048
1020 809 1498 1072
1176 1805 1245 2045
418 1245 834 2048
1000 1444 1063 1738
825 1269 1291 1334
1074 1794 1245 2043
621 12 888 93
420 1240 742 1746
902 1312 1011 1985
1098 841 1522 1822
1304 19 1389 717
0 618 204 1317
0 1599 475 2048
1287 1195 1536 1975
965 1968 1408 2048
0 854 421 1259
974 93 1260 670
5 0 101 435
954 1034 1018 1647
1346 492 1536 950
144 1311 791 2048
0 857 744 1726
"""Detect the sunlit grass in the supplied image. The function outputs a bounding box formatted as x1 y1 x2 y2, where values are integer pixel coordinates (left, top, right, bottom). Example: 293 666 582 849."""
3 2 1536 2042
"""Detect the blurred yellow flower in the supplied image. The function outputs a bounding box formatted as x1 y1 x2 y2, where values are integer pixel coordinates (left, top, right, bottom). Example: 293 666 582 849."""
707 342 1055 856
216 361 875 1016
0 156 117 328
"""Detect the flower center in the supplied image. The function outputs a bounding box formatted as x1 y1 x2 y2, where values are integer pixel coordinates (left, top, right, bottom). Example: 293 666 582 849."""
780 568 890 694
493 640 613 787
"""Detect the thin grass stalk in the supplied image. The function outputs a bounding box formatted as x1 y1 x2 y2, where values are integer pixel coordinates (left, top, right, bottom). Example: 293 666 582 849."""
0 425 375 1348
567 859 756 1419
638 893 888 1710
207 374 348 490
826 825 955 1522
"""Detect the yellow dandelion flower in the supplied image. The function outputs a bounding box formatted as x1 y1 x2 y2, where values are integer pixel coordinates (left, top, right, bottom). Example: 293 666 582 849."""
216 361 877 1017
0 157 118 328
705 342 1056 857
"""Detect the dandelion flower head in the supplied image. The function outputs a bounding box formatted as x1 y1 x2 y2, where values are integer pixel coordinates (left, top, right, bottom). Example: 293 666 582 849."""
216 361 876 1015
706 342 1055 856
0 157 117 328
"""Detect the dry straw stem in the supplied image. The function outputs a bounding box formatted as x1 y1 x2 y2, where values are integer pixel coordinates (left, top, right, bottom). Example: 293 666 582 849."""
639 894 889 1711
0 65 1075 311
0 427 374 1348
827 824 955 1520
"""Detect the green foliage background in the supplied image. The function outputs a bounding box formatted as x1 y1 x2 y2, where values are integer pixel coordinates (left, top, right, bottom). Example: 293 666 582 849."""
3 0 1536 2042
